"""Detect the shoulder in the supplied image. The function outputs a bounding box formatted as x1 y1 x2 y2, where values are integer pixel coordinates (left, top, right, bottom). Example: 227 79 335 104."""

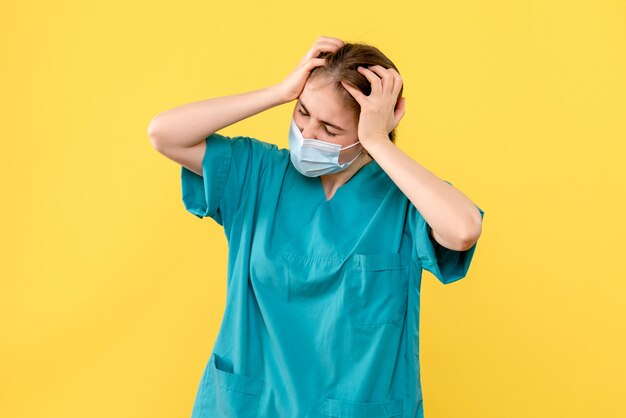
234 135 286 157
208 133 287 166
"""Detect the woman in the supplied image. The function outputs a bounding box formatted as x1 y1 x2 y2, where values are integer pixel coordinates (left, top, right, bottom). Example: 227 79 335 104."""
149 36 484 418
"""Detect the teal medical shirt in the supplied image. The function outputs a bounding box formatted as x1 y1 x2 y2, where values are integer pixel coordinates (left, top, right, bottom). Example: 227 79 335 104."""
181 132 484 418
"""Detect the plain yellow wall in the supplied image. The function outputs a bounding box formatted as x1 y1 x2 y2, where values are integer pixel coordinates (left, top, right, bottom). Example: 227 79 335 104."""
2 1 625 417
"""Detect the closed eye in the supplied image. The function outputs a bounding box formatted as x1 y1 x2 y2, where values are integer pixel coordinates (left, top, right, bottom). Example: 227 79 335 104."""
297 109 337 137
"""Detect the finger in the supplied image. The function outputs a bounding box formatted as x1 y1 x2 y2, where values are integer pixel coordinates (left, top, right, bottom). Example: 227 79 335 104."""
303 40 342 61
387 68 404 99
340 80 366 105
313 40 342 53
303 41 341 61
316 35 345 47
394 97 406 127
357 66 382 97
305 58 327 71
367 65 395 95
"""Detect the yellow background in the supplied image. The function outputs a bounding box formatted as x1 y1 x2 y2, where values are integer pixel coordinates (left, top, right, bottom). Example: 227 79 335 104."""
2 0 625 417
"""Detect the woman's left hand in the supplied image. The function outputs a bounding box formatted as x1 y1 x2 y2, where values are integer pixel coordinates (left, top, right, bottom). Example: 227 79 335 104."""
340 65 406 148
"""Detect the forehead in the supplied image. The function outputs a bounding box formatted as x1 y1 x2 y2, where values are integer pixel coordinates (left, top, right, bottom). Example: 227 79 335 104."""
298 79 355 124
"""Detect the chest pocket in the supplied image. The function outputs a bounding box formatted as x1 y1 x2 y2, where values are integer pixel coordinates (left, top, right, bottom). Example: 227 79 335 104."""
345 253 409 326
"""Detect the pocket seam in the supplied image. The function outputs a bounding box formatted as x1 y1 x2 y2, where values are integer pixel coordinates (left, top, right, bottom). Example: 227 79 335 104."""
210 353 265 396
319 396 404 417
347 253 409 326
352 253 408 272
219 386 263 397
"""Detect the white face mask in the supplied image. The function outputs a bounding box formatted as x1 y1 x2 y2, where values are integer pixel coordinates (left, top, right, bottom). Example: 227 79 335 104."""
288 117 363 177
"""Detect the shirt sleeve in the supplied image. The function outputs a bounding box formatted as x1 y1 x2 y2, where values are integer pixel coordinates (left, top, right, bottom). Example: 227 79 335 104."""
180 131 277 229
410 180 485 285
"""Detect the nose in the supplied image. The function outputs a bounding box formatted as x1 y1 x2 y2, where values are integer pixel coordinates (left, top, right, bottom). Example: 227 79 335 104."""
299 120 319 140
300 127 314 140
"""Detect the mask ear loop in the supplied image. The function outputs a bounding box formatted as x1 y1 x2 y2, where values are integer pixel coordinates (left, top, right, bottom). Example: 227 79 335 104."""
338 140 366 166
339 140 361 151
348 149 364 164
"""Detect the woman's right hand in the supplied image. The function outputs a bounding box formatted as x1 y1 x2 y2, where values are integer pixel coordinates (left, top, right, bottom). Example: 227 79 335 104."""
274 36 345 103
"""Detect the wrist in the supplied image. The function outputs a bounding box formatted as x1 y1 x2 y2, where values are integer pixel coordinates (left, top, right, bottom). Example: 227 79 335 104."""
266 84 292 105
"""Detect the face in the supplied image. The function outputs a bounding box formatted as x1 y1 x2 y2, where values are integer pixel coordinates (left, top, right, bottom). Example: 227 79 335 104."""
293 77 363 164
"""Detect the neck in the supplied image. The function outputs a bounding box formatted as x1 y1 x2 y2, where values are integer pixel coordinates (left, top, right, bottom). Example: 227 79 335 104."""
319 151 373 194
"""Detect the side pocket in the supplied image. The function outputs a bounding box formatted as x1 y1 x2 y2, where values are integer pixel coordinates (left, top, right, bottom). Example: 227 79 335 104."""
210 353 265 418
190 355 213 418
319 397 404 417
346 253 409 325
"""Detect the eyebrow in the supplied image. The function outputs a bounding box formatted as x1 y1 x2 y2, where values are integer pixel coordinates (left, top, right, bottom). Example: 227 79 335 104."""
298 100 345 132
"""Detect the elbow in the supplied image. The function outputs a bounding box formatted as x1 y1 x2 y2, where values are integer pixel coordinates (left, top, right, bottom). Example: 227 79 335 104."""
147 117 164 150
458 236 479 252
460 204 484 248
458 222 482 251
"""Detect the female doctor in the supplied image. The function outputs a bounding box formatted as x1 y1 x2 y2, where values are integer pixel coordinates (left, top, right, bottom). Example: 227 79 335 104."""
149 36 484 418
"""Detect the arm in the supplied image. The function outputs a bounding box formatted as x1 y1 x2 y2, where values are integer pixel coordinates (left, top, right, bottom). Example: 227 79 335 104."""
340 65 483 252
147 86 287 175
147 36 346 168
367 138 483 252
147 86 287 150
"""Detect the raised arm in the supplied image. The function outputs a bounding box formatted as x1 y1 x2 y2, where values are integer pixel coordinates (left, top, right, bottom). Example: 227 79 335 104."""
147 35 346 175
147 86 287 175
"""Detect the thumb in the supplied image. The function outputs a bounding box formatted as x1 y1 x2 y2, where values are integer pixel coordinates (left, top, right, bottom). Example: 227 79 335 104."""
340 80 364 104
